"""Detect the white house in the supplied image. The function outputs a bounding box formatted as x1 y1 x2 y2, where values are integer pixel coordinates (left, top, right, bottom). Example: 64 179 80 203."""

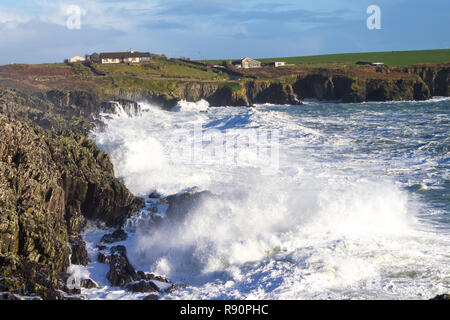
233 57 262 69
69 56 86 63
99 51 151 64
273 61 287 67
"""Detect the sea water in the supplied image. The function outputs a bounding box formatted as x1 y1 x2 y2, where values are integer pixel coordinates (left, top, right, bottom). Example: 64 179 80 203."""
83 98 449 300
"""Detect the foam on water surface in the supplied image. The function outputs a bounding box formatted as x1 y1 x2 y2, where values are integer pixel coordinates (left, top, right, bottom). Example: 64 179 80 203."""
83 99 450 300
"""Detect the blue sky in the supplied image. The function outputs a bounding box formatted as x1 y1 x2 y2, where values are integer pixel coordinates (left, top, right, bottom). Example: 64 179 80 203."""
0 0 448 64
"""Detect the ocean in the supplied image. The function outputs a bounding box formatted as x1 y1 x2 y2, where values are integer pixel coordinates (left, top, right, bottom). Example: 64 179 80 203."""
78 98 449 300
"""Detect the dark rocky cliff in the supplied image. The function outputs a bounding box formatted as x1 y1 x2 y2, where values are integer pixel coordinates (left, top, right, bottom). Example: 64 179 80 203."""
176 64 448 105
292 73 431 102
399 65 449 97
99 65 447 107
0 114 143 299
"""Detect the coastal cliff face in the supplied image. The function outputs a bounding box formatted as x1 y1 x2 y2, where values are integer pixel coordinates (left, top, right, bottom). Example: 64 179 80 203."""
96 65 447 107
1 64 444 117
399 65 449 96
292 73 431 102
0 114 143 299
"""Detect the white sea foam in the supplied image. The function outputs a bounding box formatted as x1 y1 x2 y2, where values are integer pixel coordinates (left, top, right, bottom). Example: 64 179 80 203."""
86 100 450 300
172 99 210 112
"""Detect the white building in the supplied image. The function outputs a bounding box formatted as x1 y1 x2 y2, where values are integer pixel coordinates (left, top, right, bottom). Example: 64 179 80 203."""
99 51 151 64
273 61 287 67
232 57 262 69
69 56 86 63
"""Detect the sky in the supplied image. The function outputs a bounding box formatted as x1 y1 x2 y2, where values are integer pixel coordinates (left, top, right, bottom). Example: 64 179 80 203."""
0 0 448 64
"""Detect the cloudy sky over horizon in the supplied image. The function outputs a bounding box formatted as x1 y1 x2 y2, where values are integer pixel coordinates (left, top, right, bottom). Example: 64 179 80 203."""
0 0 448 64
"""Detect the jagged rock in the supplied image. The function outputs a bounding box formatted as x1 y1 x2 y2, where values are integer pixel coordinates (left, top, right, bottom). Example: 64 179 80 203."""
54 290 68 300
245 81 299 105
165 191 214 221
143 294 159 300
70 242 90 266
81 278 98 289
124 280 161 293
154 275 170 283
137 271 151 281
431 294 450 300
292 71 433 103
136 271 169 283
101 228 128 244
149 191 161 199
0 114 142 298
97 252 110 264
0 254 68 300
165 284 188 294
106 246 137 287
102 100 142 117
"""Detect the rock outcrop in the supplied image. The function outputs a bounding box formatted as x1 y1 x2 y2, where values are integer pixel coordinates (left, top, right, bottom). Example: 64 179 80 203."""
101 100 142 117
105 246 137 287
165 190 214 221
0 115 143 298
292 72 431 102
399 65 450 97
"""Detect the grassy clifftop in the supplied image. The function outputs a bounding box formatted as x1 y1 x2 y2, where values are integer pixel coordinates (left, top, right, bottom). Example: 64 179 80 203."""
203 49 450 67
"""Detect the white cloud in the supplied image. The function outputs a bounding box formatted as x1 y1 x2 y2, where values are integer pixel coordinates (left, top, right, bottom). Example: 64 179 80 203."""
0 4 29 24
33 0 161 32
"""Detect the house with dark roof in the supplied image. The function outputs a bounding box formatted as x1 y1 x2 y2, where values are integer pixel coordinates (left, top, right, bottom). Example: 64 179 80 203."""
99 51 151 64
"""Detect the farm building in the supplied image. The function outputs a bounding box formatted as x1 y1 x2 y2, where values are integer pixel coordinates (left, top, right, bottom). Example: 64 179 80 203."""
233 57 262 69
99 51 151 64
69 56 86 63
268 61 287 67
356 61 386 66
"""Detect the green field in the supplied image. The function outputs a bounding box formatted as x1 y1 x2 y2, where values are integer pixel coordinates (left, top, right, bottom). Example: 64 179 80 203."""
96 59 227 80
202 49 450 67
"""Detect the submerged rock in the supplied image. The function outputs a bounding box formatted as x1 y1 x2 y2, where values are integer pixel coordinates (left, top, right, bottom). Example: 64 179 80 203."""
124 280 161 293
143 294 159 301
149 191 162 199
165 190 214 221
80 278 98 289
97 252 111 264
101 228 128 244
165 284 188 294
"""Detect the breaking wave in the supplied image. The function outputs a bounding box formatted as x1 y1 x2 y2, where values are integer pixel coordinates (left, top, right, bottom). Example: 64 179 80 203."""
89 99 450 299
